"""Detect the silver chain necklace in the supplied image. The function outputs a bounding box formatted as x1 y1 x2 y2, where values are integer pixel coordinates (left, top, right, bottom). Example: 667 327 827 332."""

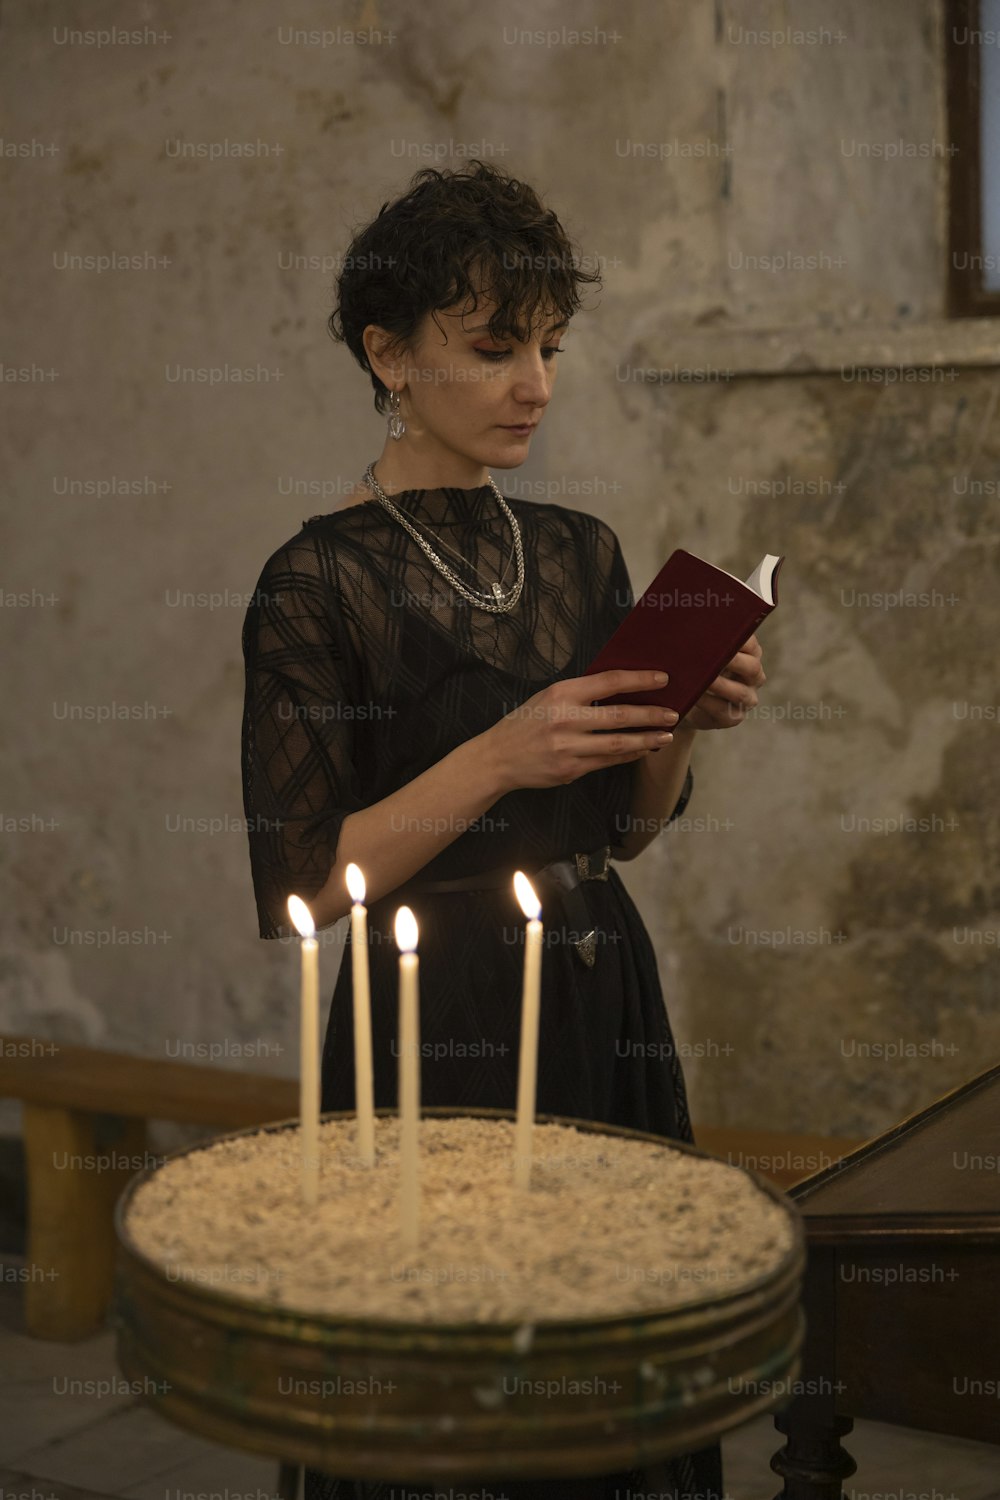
406 510 516 593
362 461 525 614
373 480 516 589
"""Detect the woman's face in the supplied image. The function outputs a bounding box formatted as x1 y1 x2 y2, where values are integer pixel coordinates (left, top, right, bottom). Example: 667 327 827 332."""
383 296 568 472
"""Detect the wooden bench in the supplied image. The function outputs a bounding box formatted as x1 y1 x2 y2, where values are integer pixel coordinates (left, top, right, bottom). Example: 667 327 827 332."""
0 1034 298 1340
0 1033 865 1340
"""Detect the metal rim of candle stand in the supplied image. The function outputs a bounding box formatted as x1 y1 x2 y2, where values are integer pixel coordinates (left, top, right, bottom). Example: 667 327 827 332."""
113 1105 807 1481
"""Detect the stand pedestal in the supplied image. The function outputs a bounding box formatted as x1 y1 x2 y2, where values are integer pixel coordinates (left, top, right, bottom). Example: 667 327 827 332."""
770 1063 1000 1500
113 1106 806 1485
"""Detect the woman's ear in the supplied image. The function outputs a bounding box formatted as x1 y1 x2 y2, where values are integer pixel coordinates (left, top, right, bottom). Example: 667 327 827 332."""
362 324 405 390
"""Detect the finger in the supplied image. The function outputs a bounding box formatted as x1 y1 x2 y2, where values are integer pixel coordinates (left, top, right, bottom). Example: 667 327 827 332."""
703 675 759 709
687 695 736 730
573 668 669 701
581 701 679 729
705 696 750 728
723 652 766 689
570 727 674 758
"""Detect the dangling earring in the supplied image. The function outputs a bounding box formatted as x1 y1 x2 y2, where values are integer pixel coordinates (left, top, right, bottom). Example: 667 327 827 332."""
387 389 406 440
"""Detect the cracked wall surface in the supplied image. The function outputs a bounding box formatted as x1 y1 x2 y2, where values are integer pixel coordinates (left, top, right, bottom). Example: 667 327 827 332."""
2 0 995 1142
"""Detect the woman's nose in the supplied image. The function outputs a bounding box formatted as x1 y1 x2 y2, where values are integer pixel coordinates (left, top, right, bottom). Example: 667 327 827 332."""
511 353 551 405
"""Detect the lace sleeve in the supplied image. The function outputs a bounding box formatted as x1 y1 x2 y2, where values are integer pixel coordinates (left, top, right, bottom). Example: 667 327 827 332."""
241 533 365 939
605 528 694 827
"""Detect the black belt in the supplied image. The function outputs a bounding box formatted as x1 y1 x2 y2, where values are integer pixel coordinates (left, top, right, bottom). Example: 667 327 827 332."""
391 844 612 968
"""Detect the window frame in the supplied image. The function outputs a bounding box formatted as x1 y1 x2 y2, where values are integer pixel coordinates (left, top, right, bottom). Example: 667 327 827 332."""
947 0 1000 315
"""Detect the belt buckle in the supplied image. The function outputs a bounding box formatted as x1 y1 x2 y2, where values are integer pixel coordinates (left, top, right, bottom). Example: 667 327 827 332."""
574 846 610 966
538 858 599 969
573 848 608 967
574 928 598 967
574 845 610 882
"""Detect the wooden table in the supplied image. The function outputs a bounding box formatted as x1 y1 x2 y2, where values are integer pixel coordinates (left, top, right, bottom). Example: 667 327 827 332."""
771 1061 1000 1498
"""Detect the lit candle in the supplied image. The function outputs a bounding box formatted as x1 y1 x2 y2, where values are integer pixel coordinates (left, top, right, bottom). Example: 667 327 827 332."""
287 894 320 1208
513 872 543 1191
395 905 420 1249
345 863 375 1168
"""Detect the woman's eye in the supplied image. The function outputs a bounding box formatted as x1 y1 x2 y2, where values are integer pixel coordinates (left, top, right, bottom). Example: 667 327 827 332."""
474 346 566 362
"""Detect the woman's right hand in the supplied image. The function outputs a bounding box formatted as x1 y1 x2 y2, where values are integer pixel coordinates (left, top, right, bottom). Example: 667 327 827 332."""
483 670 680 793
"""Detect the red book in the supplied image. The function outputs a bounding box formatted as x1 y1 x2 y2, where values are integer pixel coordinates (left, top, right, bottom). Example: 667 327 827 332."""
584 549 785 720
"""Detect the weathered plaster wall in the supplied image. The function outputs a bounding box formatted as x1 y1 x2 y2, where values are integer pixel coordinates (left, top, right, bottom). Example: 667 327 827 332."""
1 0 995 1143
620 367 1000 1135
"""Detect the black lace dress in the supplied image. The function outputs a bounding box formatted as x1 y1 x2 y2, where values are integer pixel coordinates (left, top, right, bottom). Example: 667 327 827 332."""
240 484 722 1500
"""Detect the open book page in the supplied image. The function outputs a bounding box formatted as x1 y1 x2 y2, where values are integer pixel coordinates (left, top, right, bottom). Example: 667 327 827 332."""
709 553 783 604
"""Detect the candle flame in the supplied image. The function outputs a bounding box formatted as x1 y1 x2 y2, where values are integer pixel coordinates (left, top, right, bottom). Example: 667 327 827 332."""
394 905 418 952
514 871 541 921
287 894 316 939
345 862 366 904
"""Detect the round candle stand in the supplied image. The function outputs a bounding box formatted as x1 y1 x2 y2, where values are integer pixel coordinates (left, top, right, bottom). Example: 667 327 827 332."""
113 1106 806 1487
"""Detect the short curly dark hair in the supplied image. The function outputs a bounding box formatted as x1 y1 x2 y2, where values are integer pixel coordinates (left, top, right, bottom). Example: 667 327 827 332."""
328 161 602 414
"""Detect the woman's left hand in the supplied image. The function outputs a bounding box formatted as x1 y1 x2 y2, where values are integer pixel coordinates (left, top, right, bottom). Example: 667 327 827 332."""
681 633 767 732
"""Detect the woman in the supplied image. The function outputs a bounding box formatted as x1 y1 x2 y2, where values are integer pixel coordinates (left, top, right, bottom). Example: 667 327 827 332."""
241 161 765 1500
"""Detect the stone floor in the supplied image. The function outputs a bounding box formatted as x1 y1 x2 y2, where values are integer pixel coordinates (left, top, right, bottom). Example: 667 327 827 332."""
1 1262 998 1500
